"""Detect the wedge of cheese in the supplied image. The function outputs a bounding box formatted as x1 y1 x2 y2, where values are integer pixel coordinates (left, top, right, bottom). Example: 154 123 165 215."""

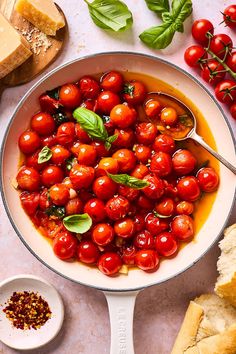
15 0 65 36
0 12 32 79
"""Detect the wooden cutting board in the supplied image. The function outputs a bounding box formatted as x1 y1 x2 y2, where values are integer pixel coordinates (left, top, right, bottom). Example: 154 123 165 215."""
0 0 68 95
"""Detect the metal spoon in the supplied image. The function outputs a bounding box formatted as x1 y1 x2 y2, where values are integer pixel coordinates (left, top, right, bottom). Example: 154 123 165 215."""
146 92 236 175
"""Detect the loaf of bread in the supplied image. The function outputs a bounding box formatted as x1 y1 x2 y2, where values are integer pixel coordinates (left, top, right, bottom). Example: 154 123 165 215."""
171 294 236 354
215 224 236 307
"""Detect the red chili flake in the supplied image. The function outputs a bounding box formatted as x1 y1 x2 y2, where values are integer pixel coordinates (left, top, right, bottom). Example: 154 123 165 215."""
2 291 51 330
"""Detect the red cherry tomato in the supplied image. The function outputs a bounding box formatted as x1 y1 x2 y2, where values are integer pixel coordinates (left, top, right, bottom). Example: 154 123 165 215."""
79 76 100 99
209 34 233 59
145 99 162 118
196 167 219 192
25 150 47 171
121 245 137 265
77 241 100 264
184 45 207 67
92 223 114 246
98 252 122 275
137 195 154 210
191 19 214 44
18 131 41 154
123 80 147 105
145 213 169 235
59 84 82 109
91 141 110 157
134 230 154 249
172 149 197 175
131 164 149 179
201 60 226 85
135 250 159 271
177 176 201 202
112 149 136 173
135 122 157 145
53 231 77 260
150 152 172 177
143 174 165 200
75 123 91 143
49 183 70 206
160 107 178 126
153 134 176 154
80 99 97 111
113 128 134 148
155 232 178 257
114 218 135 238
97 91 121 115
93 176 117 200
41 165 64 187
110 104 137 128
41 134 57 147
134 144 151 164
84 198 106 222
70 164 95 190
51 145 70 165
20 191 40 216
100 71 124 93
118 185 139 201
31 112 55 136
171 215 194 241
65 197 83 215
105 196 130 221
176 201 194 215
223 5 236 28
56 122 75 146
215 80 236 105
39 188 52 210
155 197 175 217
16 166 41 192
133 214 145 232
226 52 236 73
97 157 119 176
75 144 97 166
39 94 60 114
230 103 236 120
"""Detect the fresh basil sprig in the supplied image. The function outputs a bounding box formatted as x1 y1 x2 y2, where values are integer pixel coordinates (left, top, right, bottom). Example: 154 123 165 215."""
63 213 92 233
84 0 133 32
107 172 149 189
145 0 170 17
73 107 117 149
38 146 52 164
140 0 192 49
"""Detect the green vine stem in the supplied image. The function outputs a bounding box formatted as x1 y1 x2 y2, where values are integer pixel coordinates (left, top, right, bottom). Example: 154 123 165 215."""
205 48 236 80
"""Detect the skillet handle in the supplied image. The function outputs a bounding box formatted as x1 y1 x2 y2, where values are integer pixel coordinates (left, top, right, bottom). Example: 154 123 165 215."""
104 291 140 354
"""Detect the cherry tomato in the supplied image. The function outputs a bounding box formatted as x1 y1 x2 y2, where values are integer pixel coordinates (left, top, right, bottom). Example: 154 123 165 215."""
145 99 161 118
100 71 124 93
91 141 110 157
145 213 168 235
97 91 120 115
113 128 134 148
215 80 236 104
226 52 236 72
70 164 95 190
230 103 236 120
80 99 97 111
98 252 122 275
223 5 236 28
20 191 40 216
201 60 226 85
143 174 165 200
97 157 119 176
105 196 130 221
135 250 159 271
93 176 117 200
18 131 41 154
30 112 55 136
103 116 115 135
110 104 137 128
134 230 154 249
184 45 207 67
39 94 60 114
49 183 70 206
39 188 51 210
118 185 139 201
84 198 106 222
53 231 77 260
41 134 57 147
133 214 145 232
135 122 157 145
209 34 233 59
112 149 136 173
17 166 41 192
131 164 149 179
171 215 194 241
75 123 91 143
191 19 214 44
41 165 64 187
164 183 178 199
25 150 47 171
160 107 178 126
155 232 178 257
177 176 200 202
197 167 219 192
59 84 82 109
114 218 135 238
134 144 151 164
76 144 97 166
121 245 137 265
123 80 147 105
155 197 175 217
150 152 172 177
176 201 194 215
172 149 197 175
137 195 154 210
92 223 114 246
65 197 83 215
51 145 70 165
153 134 176 154
77 241 100 264
79 76 100 99
56 122 75 146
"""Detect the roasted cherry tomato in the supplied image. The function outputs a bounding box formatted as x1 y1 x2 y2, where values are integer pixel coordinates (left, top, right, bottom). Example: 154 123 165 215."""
114 218 135 238
98 252 122 275
39 94 60 114
171 215 194 241
176 201 194 215
77 241 100 264
172 149 197 175
110 104 137 128
65 197 83 215
70 164 95 190
18 131 41 154
93 176 117 200
135 122 157 145
17 166 41 192
49 183 70 206
223 5 236 28
105 196 130 221
25 150 47 171
92 223 114 246
191 19 214 44
153 134 175 154
209 34 233 59
56 122 75 146
143 174 165 200
134 230 154 249
160 107 178 126
31 112 55 136
118 185 139 201
155 232 178 257
145 99 161 118
41 165 64 187
133 214 145 232
112 149 136 173
51 145 70 165
76 144 97 166
155 197 175 217
41 134 57 147
177 176 201 202
75 123 91 143
97 91 120 115
59 84 82 109
135 250 159 271
91 141 110 157
137 195 154 210
184 45 207 67
84 198 106 222
79 76 100 99
113 128 134 148
150 152 172 177
97 157 119 176
20 191 40 216
123 80 147 105
121 245 137 265
100 71 124 93
131 164 149 179
134 144 151 164
39 188 52 210
80 99 97 111
215 80 236 105
196 167 219 192
145 213 168 235
53 231 77 260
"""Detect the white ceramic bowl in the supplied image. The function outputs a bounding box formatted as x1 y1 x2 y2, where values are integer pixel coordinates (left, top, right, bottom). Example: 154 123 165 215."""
0 275 64 350
1 52 236 292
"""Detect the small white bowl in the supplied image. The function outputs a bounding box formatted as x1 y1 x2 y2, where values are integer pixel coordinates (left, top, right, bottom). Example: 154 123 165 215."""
0 274 64 350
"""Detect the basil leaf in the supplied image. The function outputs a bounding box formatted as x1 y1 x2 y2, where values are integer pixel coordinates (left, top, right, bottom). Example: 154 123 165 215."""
123 83 135 96
139 21 176 49
66 157 77 171
84 0 133 32
107 173 149 189
171 0 192 32
145 0 170 17
63 213 92 233
46 87 59 100
38 146 52 164
45 205 65 219
105 134 118 150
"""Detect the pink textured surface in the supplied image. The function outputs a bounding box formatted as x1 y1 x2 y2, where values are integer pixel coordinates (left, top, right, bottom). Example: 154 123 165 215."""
0 0 235 353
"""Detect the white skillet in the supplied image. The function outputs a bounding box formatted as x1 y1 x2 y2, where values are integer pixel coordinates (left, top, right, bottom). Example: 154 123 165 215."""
1 52 236 353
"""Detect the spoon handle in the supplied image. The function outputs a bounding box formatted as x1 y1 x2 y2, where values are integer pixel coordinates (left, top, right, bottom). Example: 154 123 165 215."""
191 132 236 175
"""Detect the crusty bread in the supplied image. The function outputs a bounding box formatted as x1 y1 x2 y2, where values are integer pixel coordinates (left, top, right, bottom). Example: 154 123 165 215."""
171 294 236 354
215 224 236 307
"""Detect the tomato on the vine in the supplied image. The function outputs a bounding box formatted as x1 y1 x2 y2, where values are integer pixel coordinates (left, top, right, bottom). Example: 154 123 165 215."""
230 103 236 120
223 5 236 28
184 45 207 67
209 34 233 59
201 60 226 85
226 52 236 73
191 19 214 45
215 80 236 104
